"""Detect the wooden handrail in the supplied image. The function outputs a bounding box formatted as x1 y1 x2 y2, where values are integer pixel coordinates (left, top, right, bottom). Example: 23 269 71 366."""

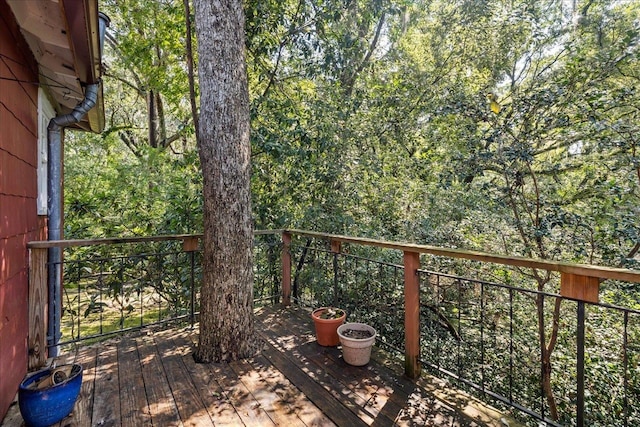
27 234 205 249
27 229 640 298
284 229 640 284
28 229 640 284
26 229 278 249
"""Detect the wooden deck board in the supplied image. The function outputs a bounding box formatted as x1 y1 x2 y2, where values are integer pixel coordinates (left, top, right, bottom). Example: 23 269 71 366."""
179 334 247 425
228 357 306 426
135 333 183 427
92 342 121 427
205 354 276 426
2 304 518 427
117 337 152 426
248 353 336 427
155 331 215 426
256 306 382 425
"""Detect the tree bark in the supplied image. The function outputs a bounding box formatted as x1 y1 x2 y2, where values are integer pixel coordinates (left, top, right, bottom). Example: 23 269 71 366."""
193 0 258 362
148 89 157 147
537 293 559 421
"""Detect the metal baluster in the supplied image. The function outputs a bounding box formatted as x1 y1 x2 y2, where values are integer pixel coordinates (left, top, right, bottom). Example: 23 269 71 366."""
577 301 585 427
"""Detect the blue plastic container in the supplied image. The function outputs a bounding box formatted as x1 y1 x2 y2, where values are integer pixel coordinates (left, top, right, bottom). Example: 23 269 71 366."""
18 364 83 427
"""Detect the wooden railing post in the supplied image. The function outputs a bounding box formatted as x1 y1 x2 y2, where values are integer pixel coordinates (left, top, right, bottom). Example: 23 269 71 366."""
282 232 291 306
403 250 421 379
331 240 341 307
560 273 599 303
28 247 48 369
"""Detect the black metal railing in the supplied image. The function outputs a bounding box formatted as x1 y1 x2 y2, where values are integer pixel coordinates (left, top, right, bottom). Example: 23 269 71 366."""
59 241 200 344
289 241 406 350
50 234 281 346
285 233 640 427
28 230 640 426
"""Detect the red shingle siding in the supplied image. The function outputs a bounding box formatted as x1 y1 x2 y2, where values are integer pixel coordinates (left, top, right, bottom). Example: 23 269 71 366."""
0 148 38 198
0 0 42 420
0 271 29 420
0 195 39 239
0 234 30 284
0 101 38 169
0 58 38 155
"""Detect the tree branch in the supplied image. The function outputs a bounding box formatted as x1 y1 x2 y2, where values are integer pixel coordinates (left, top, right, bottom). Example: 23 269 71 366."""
183 0 200 141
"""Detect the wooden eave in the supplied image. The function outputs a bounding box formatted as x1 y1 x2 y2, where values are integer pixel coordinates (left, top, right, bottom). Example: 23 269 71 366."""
6 0 105 133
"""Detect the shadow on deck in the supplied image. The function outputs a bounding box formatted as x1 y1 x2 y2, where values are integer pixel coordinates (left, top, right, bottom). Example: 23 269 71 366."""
2 305 516 426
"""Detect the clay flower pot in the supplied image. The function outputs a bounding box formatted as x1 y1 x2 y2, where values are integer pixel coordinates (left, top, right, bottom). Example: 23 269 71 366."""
337 322 376 366
311 307 346 346
19 364 83 427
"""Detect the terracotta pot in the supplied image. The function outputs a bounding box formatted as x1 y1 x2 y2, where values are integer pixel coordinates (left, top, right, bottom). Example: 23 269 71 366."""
311 307 346 346
338 322 376 366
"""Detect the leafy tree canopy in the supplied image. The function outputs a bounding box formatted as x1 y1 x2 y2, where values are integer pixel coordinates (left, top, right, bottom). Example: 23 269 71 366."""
66 0 640 271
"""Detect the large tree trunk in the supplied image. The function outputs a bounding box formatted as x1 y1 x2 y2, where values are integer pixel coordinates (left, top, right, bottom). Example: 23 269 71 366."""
193 0 257 362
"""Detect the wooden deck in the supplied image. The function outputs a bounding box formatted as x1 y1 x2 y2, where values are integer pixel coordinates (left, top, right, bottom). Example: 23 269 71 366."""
2 305 516 426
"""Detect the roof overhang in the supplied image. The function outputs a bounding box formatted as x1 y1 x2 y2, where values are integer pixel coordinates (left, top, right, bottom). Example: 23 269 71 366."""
6 0 105 133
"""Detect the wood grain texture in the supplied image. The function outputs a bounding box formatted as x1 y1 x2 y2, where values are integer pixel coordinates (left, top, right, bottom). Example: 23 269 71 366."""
135 334 182 426
117 338 151 426
180 332 246 425
2 305 522 427
403 251 421 379
560 273 600 303
154 331 214 426
28 247 47 369
91 342 121 427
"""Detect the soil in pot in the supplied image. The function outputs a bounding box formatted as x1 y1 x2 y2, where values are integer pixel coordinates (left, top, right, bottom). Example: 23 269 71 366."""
340 328 374 339
314 308 345 319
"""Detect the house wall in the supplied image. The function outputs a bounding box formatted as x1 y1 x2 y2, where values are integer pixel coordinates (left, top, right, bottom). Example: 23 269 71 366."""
0 0 46 419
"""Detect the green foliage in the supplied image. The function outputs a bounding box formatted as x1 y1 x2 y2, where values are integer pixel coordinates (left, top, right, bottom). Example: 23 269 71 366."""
69 0 640 261
65 131 202 237
62 0 640 423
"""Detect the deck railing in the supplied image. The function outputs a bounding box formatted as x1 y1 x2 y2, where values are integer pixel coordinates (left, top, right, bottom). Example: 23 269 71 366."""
26 233 281 363
28 230 640 426
282 230 640 427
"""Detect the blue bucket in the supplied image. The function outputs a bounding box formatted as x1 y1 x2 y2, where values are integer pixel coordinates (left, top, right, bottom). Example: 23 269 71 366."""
18 364 83 427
